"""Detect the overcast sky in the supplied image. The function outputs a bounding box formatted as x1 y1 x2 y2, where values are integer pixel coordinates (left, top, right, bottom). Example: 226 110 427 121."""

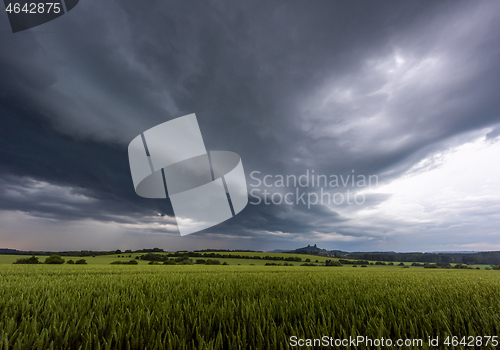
1 0 500 252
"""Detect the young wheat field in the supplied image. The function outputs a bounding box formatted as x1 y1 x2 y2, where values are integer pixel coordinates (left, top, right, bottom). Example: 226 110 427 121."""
0 265 499 349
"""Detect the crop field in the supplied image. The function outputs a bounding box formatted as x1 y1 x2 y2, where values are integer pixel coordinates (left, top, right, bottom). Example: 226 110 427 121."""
1 265 499 349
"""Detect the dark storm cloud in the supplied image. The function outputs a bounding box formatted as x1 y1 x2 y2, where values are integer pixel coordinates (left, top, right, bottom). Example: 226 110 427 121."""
1 0 500 249
0 100 177 225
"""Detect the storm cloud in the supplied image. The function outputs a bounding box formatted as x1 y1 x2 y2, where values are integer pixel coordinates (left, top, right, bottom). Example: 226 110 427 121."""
1 0 500 251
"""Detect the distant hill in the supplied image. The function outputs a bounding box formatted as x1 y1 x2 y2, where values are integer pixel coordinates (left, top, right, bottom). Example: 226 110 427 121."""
0 248 25 254
293 244 322 252
290 244 333 256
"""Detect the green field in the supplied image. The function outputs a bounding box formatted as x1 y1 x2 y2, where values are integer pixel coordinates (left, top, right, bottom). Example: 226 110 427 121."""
0 252 337 266
1 253 492 269
1 264 499 349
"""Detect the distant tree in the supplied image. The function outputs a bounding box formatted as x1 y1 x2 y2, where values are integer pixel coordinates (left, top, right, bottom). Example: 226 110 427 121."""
75 259 87 265
325 260 342 267
222 262 229 265
174 255 190 263
398 262 405 266
178 259 193 265
196 259 206 264
115 250 122 254
110 260 138 265
163 260 177 265
205 259 221 265
463 255 480 265
13 255 39 264
44 255 65 264
67 260 75 264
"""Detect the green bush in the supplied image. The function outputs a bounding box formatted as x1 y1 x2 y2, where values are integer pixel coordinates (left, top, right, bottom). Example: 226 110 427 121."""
163 260 177 265
13 256 40 264
111 260 138 265
205 259 221 265
178 259 193 265
196 259 206 264
174 255 190 263
398 262 405 266
67 260 75 264
75 259 87 265
45 255 65 264
424 264 439 269
338 259 370 265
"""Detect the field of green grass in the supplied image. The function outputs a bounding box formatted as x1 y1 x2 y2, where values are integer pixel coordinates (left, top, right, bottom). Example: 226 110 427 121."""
1 264 499 349
1 252 493 269
0 252 336 266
